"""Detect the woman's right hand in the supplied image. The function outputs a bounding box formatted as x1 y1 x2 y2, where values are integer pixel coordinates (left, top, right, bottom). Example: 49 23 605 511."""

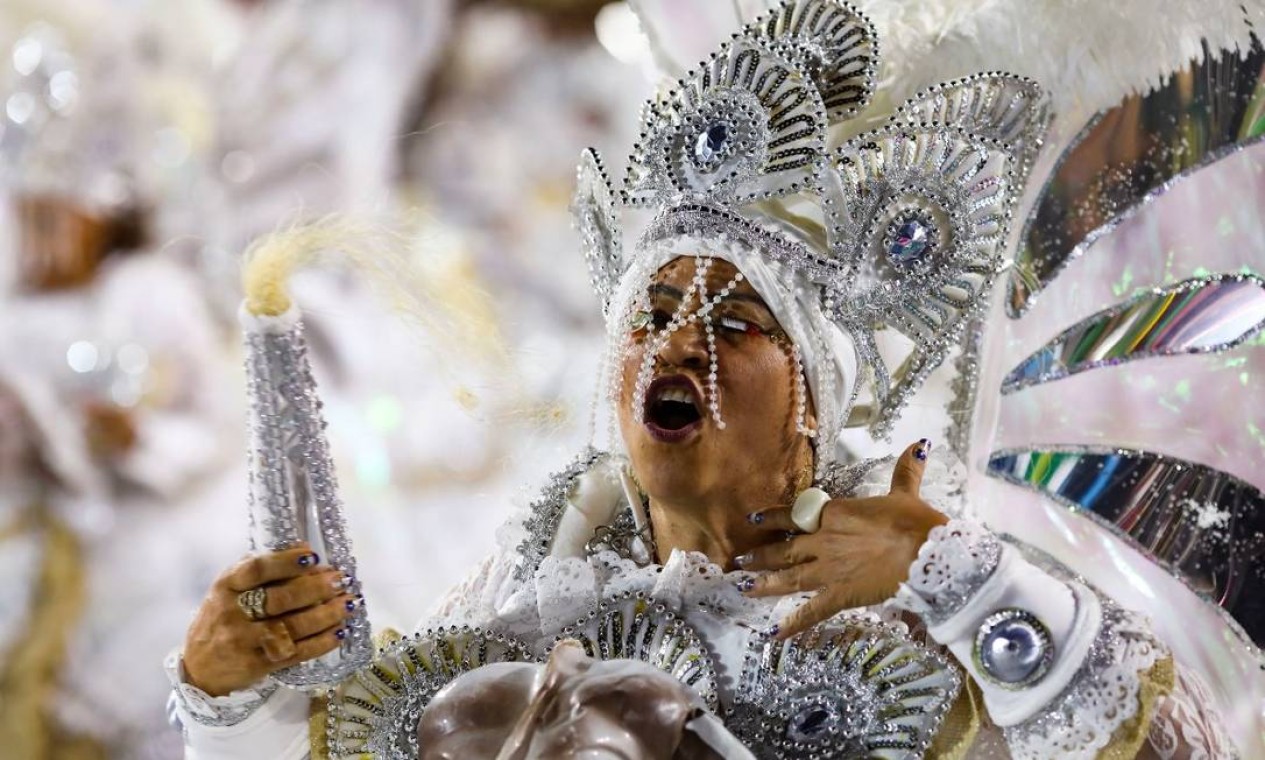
182 543 357 697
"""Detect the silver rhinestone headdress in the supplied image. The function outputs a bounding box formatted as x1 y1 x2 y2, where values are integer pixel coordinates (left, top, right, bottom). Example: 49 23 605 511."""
571 0 1050 438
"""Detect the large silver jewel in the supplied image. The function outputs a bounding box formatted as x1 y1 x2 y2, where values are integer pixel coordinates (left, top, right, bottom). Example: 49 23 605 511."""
728 620 960 759
883 209 938 267
693 121 733 167
973 608 1054 688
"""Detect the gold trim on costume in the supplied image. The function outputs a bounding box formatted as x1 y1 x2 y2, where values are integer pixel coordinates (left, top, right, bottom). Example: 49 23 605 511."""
0 507 104 759
1097 655 1176 760
927 676 983 760
310 627 405 758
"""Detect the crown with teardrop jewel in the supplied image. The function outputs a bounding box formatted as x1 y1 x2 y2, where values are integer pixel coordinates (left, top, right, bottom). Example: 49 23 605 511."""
571 0 1050 437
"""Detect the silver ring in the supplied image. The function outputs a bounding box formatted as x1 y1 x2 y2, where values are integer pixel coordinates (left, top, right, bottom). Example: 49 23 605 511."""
236 587 269 621
791 487 830 532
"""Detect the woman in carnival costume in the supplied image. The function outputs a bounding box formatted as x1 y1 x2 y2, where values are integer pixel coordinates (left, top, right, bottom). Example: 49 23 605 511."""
170 0 1264 757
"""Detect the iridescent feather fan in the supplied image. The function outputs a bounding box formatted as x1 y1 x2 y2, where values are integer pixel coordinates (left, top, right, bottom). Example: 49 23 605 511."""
969 37 1265 661
570 0 1051 439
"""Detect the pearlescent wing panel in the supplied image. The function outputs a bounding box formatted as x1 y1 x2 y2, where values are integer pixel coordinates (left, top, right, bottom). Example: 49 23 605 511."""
1001 141 1265 359
1008 42 1265 316
1002 274 1265 393
993 350 1265 494
987 448 1265 646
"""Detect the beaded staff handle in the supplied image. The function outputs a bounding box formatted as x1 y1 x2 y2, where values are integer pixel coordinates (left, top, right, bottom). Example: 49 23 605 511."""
241 304 372 687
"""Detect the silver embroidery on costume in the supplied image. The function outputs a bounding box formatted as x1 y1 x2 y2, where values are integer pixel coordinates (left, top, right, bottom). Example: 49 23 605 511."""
326 627 538 760
728 621 961 759
894 519 1003 626
514 448 606 581
164 652 278 728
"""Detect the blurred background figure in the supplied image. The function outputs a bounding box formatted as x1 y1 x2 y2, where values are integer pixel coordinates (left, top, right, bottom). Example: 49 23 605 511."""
0 1 654 757
0 4 242 758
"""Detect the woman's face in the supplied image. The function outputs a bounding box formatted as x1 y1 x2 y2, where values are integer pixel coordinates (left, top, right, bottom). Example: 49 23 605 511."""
617 256 813 508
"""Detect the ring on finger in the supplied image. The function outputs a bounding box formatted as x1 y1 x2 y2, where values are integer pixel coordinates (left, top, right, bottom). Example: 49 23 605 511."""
258 620 296 661
236 587 269 621
791 487 830 533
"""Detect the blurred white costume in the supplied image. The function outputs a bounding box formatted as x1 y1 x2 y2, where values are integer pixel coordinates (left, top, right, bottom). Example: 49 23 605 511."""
169 0 1263 758
201 0 453 306
0 5 240 756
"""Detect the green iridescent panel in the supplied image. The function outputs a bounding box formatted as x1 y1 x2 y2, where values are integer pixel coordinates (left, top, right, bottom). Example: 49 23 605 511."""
1002 273 1265 393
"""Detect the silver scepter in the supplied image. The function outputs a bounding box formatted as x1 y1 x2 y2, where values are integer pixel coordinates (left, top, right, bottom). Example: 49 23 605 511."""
240 303 372 687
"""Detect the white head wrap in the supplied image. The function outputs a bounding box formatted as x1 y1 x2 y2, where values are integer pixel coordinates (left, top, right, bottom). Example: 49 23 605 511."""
607 233 860 475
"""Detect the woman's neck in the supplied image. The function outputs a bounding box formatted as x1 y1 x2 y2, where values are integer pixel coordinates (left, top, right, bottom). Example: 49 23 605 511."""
647 484 790 570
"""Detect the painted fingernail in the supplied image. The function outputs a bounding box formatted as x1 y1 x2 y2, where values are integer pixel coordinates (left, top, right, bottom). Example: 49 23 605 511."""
734 553 753 567
914 442 929 461
747 512 764 525
345 599 357 612
298 552 319 567
918 438 928 444
736 577 755 592
335 628 348 640
764 624 780 638
331 575 349 590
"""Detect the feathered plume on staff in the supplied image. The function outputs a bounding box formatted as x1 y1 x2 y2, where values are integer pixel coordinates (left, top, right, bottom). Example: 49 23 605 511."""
237 216 507 686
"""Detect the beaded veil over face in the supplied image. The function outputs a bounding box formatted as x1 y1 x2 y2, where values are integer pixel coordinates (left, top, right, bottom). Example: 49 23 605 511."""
571 0 1051 449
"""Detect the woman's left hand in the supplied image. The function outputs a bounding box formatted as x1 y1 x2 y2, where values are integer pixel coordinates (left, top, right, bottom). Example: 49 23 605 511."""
738 440 948 639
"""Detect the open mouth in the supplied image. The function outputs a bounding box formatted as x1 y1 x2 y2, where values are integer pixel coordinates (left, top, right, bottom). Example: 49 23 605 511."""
644 375 704 442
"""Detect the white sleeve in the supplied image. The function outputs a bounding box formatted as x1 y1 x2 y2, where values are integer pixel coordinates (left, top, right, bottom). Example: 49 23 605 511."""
166 653 312 760
893 519 1170 760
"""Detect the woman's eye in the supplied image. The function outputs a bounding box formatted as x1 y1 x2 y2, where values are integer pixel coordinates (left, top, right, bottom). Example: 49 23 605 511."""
718 316 761 336
629 310 652 332
629 309 671 332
